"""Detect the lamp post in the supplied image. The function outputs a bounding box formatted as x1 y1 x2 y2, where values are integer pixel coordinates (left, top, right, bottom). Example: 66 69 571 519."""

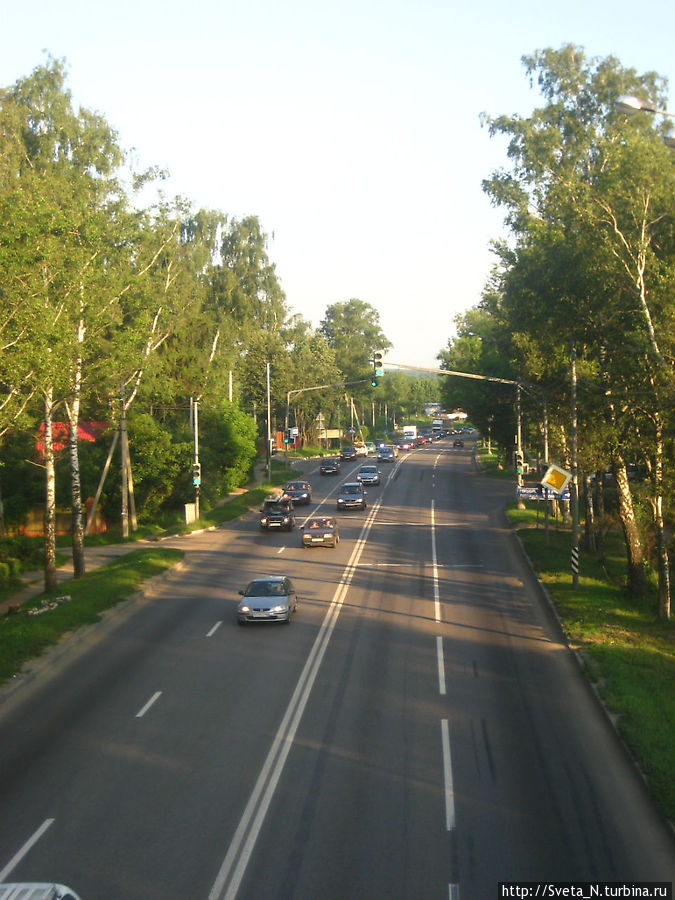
615 94 675 147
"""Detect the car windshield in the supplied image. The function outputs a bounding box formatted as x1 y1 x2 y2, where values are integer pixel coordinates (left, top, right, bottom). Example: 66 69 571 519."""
245 581 285 597
309 518 330 529
342 485 360 494
287 482 307 490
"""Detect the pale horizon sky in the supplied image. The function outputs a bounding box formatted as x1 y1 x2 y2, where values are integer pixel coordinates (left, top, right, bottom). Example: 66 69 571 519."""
4 0 675 372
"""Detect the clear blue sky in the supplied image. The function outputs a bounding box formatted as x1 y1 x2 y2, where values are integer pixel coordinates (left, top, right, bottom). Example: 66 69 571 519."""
3 0 675 370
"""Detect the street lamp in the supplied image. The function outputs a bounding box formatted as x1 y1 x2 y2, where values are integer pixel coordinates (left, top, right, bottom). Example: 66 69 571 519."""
615 94 675 148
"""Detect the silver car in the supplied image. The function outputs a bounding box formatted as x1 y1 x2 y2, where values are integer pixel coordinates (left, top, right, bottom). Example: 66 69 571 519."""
336 482 367 510
237 576 298 624
0 887 83 900
356 464 380 485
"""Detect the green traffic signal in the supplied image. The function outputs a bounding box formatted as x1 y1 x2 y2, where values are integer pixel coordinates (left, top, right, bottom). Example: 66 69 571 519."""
371 350 384 386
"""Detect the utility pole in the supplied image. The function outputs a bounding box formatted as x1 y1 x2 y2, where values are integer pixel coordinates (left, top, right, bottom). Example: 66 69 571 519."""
120 383 129 539
266 362 272 481
570 335 580 589
192 397 200 520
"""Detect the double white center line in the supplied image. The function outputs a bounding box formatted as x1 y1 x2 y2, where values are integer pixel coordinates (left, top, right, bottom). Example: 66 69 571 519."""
209 498 384 900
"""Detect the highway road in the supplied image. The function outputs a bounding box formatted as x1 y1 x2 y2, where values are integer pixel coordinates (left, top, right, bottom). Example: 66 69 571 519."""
0 438 673 899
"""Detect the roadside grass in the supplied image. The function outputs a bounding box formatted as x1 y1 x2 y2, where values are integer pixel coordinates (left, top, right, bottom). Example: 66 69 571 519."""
0 547 183 686
507 501 675 822
0 459 296 684
475 445 510 478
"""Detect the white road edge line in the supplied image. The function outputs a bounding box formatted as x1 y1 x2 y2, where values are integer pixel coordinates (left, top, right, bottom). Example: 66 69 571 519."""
209 497 384 900
0 818 54 882
441 718 456 831
135 691 162 718
207 621 222 637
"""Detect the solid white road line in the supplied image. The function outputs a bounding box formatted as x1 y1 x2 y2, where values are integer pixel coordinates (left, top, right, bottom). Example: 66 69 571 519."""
431 500 441 623
0 818 54 882
436 636 447 696
209 498 384 900
441 718 456 831
135 691 162 718
207 621 222 637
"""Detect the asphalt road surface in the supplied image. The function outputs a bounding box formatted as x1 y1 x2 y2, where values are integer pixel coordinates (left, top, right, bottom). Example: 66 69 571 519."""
0 439 673 899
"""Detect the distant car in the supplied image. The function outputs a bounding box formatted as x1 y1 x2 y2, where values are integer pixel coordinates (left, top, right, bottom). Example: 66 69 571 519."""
340 446 357 460
397 439 413 451
356 464 380 485
284 480 312 505
453 438 464 448
377 446 396 463
259 496 295 531
301 516 340 548
320 457 341 475
237 575 298 624
354 443 368 456
365 442 377 455
337 482 367 510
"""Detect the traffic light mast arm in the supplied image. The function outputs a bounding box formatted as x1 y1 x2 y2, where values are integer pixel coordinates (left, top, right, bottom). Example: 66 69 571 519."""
382 361 521 387
284 378 372 429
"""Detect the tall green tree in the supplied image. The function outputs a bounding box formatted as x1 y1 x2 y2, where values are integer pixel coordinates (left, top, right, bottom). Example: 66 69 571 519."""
319 298 391 404
479 45 675 611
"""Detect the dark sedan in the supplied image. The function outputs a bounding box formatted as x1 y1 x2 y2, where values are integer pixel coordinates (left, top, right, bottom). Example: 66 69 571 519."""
320 457 341 475
340 446 357 460
284 480 312 505
301 516 340 548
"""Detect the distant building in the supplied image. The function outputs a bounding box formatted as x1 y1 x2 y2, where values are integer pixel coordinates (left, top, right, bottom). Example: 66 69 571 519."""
424 402 442 416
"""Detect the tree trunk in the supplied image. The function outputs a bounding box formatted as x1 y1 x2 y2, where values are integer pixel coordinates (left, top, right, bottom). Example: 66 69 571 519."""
614 452 648 600
67 353 86 577
584 474 596 553
595 471 606 567
599 343 647 599
652 415 670 619
43 388 58 592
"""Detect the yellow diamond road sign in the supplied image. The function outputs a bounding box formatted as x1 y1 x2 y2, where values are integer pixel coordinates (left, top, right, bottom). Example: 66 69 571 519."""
541 464 572 494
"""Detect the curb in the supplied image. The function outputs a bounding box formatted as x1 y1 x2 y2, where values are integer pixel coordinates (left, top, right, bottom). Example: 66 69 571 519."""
508 519 675 836
0 559 188 706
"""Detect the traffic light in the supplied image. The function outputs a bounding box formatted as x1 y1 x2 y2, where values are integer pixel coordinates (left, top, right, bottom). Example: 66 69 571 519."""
371 351 384 386
284 428 291 445
515 452 524 475
192 462 201 485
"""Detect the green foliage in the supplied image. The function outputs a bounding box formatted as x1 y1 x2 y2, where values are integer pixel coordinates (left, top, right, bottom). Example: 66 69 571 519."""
122 413 192 519
199 402 258 499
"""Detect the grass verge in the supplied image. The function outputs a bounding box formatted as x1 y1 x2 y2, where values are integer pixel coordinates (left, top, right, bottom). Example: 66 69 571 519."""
0 547 183 686
507 501 675 823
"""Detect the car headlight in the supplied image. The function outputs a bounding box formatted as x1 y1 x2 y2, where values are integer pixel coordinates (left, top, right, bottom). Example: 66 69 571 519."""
239 605 250 613
261 517 268 525
283 516 290 522
272 603 288 613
